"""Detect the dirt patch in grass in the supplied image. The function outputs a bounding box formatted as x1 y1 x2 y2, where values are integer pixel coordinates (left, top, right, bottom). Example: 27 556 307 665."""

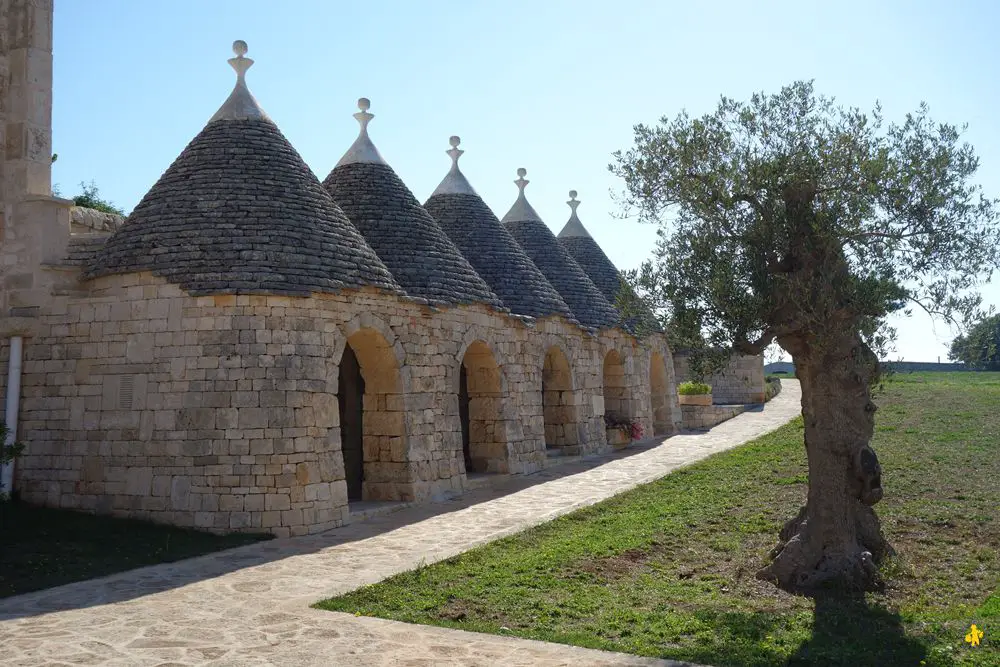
318 372 999 666
0 503 271 598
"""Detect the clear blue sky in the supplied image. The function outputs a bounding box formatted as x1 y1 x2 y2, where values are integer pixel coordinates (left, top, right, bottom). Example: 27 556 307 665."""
52 0 999 362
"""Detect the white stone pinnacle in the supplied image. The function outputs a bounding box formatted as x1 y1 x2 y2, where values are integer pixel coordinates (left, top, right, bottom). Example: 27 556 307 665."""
500 167 543 223
515 168 528 192
447 136 464 167
568 190 580 213
336 97 388 167
557 188 592 238
429 135 478 197
209 40 271 123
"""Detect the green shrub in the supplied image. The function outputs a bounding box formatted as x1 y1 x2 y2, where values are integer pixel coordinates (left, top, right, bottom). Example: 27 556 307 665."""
765 376 782 401
678 381 711 395
73 181 125 216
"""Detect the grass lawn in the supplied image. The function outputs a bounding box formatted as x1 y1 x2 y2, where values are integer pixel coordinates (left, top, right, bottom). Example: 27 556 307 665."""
318 372 999 666
0 503 271 598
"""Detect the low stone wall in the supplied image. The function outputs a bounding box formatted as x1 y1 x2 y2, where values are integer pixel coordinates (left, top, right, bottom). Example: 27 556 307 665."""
69 206 124 234
674 352 765 404
681 404 745 430
765 376 782 401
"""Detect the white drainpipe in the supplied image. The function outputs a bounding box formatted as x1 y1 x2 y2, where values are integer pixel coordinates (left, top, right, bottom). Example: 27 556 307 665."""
2 336 24 496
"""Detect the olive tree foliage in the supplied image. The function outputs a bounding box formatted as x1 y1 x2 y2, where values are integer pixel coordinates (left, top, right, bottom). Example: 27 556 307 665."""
611 81 999 593
949 313 1000 370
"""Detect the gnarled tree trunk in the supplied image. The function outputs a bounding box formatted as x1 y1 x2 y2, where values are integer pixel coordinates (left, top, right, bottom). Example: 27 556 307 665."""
758 329 894 593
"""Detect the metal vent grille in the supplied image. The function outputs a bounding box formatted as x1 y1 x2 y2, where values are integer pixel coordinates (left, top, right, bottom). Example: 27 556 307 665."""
118 375 135 410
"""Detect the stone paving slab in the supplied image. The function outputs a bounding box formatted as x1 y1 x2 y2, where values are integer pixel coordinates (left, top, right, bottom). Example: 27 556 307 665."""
0 382 801 667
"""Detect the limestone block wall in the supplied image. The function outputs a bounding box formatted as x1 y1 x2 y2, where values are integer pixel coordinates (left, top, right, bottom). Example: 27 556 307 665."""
674 352 765 405
69 206 123 233
681 404 746 430
4 269 680 536
1 0 79 321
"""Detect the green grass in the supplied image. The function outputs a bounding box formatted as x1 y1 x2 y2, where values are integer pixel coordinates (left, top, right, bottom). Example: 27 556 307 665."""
0 503 271 598
318 371 1000 666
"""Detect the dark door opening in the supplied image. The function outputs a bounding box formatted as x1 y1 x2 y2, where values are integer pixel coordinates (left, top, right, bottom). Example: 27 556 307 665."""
338 344 365 501
459 363 472 472
541 373 553 450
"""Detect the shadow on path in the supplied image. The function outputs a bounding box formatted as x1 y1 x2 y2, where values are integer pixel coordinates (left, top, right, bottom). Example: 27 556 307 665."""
0 434 673 621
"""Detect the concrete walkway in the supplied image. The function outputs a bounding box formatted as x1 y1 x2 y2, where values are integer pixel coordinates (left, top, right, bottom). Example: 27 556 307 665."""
0 382 801 667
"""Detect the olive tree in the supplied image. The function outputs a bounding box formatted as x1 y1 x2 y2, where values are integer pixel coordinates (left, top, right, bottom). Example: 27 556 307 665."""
611 81 999 593
949 313 1000 370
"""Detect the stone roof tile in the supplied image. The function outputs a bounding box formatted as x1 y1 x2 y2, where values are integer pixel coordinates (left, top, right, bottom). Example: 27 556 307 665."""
324 103 503 309
500 169 618 330
86 42 400 297
556 191 662 333
423 137 575 321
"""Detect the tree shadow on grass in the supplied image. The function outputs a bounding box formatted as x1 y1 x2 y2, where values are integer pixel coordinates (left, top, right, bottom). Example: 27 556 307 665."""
786 594 928 666
676 594 929 667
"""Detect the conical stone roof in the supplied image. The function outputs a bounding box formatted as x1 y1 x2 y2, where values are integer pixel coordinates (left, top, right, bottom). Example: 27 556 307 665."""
500 169 618 330
87 42 399 297
557 191 662 333
423 137 574 322
323 101 503 309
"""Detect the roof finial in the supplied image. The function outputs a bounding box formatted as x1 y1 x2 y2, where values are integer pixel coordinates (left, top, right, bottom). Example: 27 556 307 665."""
567 190 580 215
210 39 270 122
228 40 253 81
335 97 387 166
354 97 374 135
447 136 464 169
428 135 477 197
515 168 529 194
556 189 592 238
500 167 542 223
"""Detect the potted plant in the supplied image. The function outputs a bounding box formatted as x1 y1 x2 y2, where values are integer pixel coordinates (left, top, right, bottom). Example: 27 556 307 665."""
604 413 644 448
677 381 712 406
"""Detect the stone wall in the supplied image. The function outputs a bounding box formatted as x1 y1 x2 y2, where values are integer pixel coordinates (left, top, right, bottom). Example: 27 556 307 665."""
674 352 765 404
681 404 745 430
69 206 123 234
4 269 681 537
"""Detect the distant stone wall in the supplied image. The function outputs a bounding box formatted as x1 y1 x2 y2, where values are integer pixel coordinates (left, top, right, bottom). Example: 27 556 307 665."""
885 361 969 372
681 404 745 430
765 360 974 375
674 352 765 404
4 270 681 537
765 376 782 401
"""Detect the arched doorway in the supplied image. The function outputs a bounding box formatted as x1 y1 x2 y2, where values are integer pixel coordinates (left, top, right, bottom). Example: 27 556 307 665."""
650 351 671 436
542 346 578 452
338 344 365 500
459 341 509 474
602 350 633 423
337 328 404 502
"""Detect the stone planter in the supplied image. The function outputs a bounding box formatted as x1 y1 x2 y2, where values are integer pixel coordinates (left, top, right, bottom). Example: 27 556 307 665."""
678 393 713 406
606 428 630 449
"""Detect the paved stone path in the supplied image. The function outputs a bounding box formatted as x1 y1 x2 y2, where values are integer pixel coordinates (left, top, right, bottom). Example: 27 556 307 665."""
0 382 800 667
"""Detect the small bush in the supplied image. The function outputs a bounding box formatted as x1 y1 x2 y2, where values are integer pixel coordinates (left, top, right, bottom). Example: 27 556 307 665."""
73 181 125 216
677 381 711 395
